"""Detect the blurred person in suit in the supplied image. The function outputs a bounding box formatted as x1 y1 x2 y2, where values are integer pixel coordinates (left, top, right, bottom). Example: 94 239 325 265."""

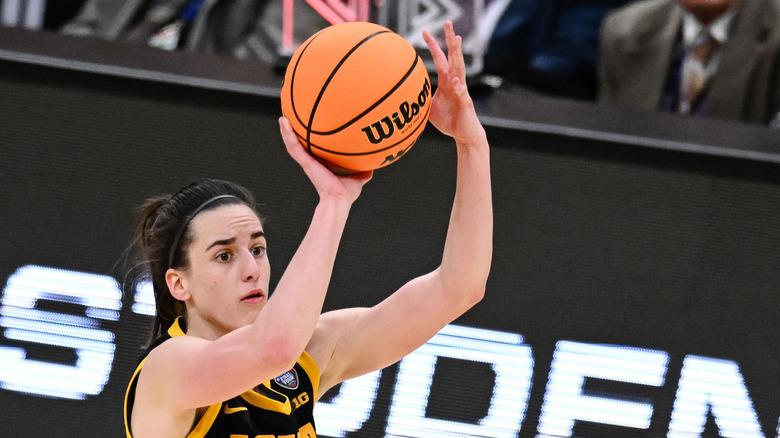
598 0 780 127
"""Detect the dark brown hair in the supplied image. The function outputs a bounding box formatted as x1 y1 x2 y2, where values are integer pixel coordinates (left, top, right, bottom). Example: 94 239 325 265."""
125 179 260 341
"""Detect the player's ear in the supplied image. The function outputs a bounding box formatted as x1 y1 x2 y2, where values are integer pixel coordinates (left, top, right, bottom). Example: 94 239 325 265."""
166 268 191 301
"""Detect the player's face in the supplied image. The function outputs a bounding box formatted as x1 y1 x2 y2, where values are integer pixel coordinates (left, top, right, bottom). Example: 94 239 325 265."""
179 204 270 338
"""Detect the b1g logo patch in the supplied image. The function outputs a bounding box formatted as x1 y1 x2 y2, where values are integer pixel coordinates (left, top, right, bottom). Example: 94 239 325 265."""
275 369 299 390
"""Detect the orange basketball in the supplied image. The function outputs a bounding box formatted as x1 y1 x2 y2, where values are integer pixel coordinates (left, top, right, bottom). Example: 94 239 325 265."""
280 22 431 173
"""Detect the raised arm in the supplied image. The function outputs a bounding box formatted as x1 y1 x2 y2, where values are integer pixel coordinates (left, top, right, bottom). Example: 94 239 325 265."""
423 22 492 294
310 22 493 395
130 119 372 433
241 117 374 372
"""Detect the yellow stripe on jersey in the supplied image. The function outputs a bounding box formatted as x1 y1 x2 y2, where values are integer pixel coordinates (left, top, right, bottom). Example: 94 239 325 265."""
124 357 147 438
296 351 320 402
187 403 222 438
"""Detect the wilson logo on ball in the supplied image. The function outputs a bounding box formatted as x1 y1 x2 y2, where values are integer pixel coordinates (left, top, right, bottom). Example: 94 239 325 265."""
361 78 431 144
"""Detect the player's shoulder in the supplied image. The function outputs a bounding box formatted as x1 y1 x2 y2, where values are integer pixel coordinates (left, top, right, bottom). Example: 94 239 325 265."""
142 333 206 374
308 309 369 366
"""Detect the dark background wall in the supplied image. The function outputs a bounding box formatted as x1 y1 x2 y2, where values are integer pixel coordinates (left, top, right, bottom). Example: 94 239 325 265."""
1 26 780 437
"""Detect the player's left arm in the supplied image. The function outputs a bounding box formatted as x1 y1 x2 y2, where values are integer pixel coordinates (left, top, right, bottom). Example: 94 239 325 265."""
308 21 493 397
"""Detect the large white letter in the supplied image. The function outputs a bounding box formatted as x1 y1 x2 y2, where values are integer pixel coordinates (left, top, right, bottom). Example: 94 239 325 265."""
668 355 764 438
386 325 533 438
314 370 382 438
1 0 46 28
537 341 669 437
776 415 779 438
0 265 121 399
133 280 156 316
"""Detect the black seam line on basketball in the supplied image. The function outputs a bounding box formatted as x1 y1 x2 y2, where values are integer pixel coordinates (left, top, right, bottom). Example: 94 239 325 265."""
309 54 422 136
309 102 431 156
287 30 326 154
305 29 391 146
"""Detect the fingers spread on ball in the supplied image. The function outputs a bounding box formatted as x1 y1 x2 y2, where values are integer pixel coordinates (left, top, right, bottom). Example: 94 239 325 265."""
279 117 304 156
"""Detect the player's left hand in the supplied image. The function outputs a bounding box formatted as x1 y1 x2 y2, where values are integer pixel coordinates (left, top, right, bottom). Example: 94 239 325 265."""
422 22 486 147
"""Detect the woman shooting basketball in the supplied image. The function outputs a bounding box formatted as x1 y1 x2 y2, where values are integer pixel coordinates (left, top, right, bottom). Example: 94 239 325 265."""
123 21 492 438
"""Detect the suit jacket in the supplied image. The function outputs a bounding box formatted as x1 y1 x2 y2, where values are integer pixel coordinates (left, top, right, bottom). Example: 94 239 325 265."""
598 0 780 126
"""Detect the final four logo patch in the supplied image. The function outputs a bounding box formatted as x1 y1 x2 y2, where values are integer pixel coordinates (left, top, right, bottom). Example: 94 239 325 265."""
275 369 299 390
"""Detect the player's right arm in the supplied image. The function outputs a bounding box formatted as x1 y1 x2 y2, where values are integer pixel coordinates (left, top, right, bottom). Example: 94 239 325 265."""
129 118 372 437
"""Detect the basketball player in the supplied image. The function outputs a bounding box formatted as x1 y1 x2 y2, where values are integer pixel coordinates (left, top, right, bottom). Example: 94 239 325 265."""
123 21 492 438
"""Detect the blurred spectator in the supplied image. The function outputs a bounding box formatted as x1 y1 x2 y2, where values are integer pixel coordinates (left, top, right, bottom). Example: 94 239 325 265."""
599 0 780 127
59 0 328 66
483 0 634 101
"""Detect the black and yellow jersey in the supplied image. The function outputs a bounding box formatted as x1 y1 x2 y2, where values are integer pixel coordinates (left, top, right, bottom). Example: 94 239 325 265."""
124 318 319 438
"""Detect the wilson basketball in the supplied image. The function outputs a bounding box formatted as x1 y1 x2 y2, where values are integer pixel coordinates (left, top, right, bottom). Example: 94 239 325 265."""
280 22 431 173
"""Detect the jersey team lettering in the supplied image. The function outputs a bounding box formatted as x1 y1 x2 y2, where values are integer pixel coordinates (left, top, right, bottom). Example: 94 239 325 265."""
227 421 315 438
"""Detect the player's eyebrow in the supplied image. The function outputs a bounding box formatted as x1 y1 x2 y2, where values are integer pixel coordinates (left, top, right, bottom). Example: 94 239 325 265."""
205 231 265 252
205 237 236 252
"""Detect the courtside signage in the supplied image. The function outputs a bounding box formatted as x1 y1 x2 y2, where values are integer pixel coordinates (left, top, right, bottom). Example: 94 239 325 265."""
0 265 774 437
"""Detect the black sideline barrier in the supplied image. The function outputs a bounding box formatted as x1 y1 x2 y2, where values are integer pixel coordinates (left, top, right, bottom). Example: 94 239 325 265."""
1 26 780 438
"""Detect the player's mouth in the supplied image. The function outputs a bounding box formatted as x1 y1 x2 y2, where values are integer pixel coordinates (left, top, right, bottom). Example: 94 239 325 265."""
241 289 266 304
